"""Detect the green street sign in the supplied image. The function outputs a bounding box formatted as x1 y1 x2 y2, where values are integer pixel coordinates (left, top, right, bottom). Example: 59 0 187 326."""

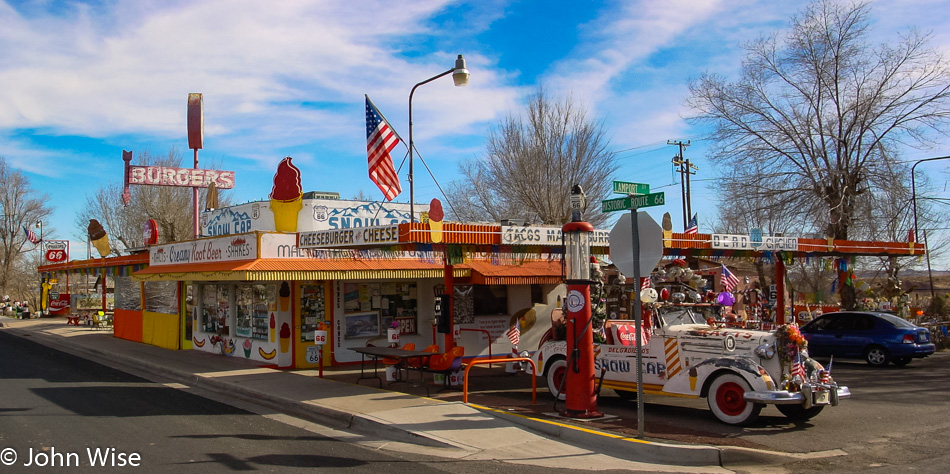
612 181 650 195
602 192 665 213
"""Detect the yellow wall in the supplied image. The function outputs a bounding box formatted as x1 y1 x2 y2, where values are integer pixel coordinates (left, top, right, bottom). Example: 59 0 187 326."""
142 311 180 350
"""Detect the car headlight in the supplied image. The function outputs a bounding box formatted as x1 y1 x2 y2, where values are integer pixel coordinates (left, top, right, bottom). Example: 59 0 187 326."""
755 343 775 359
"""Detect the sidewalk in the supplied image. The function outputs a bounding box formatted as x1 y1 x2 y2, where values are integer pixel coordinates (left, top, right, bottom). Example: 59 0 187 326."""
0 316 798 471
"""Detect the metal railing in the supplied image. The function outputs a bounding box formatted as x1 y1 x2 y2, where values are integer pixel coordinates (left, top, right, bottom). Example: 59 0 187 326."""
462 357 537 404
459 328 495 367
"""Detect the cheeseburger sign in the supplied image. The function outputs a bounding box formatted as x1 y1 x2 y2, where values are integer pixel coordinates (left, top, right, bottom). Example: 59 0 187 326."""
298 225 400 249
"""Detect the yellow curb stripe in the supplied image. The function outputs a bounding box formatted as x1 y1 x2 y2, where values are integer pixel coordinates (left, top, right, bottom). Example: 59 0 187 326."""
468 403 654 445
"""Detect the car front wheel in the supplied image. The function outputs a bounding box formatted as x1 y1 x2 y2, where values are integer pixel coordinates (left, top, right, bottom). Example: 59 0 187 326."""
864 346 890 367
545 357 567 400
707 373 762 425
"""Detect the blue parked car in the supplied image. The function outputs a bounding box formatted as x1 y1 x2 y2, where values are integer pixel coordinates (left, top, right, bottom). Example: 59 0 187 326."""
800 311 935 367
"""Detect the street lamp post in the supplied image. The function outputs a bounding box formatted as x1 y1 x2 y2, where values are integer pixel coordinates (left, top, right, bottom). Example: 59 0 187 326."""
911 155 950 242
408 54 469 222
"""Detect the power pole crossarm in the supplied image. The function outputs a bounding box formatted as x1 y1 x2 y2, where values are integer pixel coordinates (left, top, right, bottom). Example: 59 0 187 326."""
668 140 692 229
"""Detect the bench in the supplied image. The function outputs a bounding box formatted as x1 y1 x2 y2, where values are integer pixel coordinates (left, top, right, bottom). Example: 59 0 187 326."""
417 346 465 387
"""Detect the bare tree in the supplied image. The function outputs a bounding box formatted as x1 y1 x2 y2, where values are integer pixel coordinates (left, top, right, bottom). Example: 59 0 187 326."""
74 150 230 253
447 88 618 227
688 0 950 309
0 158 52 299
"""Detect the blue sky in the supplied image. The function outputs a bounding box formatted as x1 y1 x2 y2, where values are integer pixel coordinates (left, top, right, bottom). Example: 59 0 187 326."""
2 0 949 262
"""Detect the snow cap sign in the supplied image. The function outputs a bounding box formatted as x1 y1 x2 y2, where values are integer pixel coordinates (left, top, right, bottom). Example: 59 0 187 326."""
269 157 303 232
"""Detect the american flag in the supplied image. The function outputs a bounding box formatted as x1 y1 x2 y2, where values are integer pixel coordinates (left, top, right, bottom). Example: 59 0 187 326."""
684 214 698 234
23 226 41 244
791 350 807 379
720 264 739 292
365 95 402 201
506 324 520 346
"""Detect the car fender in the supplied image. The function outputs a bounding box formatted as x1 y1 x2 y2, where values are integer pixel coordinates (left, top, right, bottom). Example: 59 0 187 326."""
663 356 771 396
534 340 567 374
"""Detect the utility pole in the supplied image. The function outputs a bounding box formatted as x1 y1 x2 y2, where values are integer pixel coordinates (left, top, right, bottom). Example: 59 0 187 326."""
668 140 695 230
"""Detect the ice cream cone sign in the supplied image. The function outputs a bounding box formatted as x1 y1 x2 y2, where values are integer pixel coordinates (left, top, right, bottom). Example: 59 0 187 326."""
429 198 444 243
662 212 673 248
88 219 111 257
270 157 303 232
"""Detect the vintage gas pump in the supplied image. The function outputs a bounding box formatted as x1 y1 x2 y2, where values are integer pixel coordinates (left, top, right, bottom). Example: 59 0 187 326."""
561 185 603 419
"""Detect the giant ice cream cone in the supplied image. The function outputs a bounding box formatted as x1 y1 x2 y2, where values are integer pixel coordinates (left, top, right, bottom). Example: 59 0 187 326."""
662 212 673 248
269 157 303 232
87 219 111 257
271 197 303 232
429 198 444 243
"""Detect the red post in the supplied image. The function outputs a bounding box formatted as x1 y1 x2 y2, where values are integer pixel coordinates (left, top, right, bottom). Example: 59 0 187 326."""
776 258 786 325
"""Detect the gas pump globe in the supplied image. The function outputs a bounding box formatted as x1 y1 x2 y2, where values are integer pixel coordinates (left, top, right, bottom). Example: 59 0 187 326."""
560 185 603 419
563 224 593 281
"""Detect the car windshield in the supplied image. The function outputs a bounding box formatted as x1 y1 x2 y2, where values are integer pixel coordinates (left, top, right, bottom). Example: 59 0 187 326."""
874 312 917 329
657 306 707 326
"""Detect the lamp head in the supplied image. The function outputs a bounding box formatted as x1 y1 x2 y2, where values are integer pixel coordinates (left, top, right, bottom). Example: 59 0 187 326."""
452 54 470 86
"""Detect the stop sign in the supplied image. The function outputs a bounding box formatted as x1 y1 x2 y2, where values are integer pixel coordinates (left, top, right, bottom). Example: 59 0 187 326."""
609 211 663 277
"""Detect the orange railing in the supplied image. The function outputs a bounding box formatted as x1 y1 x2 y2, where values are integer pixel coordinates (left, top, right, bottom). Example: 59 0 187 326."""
459 328 494 367
462 357 537 404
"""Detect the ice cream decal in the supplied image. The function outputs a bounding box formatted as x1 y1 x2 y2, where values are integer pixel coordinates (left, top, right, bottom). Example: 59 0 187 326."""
269 157 303 232
429 198 444 243
279 282 290 311
88 219 112 257
279 322 291 353
269 313 276 342
243 339 252 358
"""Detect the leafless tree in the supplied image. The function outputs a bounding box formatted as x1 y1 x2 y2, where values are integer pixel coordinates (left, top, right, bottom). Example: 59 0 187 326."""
74 149 230 253
688 0 950 309
0 158 52 300
447 88 618 227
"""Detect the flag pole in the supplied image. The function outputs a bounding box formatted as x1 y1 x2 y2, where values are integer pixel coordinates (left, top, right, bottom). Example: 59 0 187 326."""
365 95 405 144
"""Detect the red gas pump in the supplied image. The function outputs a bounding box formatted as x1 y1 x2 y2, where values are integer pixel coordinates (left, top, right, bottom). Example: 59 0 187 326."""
560 185 603 419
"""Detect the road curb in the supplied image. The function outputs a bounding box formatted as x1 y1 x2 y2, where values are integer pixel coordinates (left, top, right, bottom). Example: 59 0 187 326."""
468 403 724 466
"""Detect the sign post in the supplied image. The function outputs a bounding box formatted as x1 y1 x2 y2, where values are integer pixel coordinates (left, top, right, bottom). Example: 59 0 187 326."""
604 192 664 438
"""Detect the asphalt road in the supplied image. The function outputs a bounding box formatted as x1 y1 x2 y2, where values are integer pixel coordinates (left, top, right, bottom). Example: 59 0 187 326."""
590 351 950 472
0 331 638 474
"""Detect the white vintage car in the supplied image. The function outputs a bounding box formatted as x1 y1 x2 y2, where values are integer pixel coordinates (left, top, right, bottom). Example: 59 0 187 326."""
534 305 851 425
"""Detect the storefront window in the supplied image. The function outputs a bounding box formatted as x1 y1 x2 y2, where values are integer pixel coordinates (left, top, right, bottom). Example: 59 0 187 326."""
200 284 230 335
235 284 273 340
144 280 178 314
343 282 417 337
114 274 141 311
300 284 326 342
473 285 508 315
